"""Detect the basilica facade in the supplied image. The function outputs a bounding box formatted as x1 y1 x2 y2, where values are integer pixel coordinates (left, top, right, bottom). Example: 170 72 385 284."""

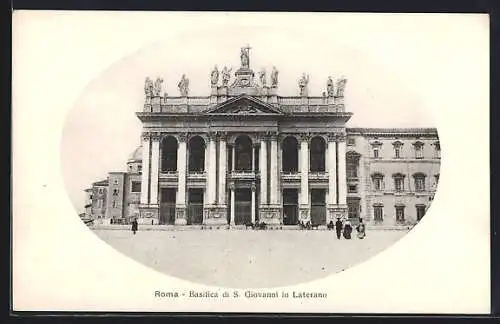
84 47 440 228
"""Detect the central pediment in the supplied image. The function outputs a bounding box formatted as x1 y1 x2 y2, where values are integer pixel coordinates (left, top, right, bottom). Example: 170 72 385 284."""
204 95 283 115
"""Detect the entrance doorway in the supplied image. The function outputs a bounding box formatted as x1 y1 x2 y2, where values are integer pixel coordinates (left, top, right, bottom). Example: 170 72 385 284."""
160 188 176 225
187 188 204 225
347 197 361 221
282 189 299 225
310 189 326 225
235 188 251 225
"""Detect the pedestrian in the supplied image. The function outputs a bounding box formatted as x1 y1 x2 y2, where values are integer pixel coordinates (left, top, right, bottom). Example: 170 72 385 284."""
131 218 138 235
356 218 366 239
343 220 353 239
335 217 343 239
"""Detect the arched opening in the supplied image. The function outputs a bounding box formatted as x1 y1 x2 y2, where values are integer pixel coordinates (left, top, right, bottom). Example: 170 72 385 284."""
310 136 326 172
161 136 178 172
188 136 205 172
235 135 253 171
282 136 299 172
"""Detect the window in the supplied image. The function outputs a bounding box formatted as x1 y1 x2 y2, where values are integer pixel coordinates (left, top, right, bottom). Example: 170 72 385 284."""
373 205 383 222
138 165 142 172
395 206 405 223
346 152 361 179
372 173 384 191
413 173 426 192
347 137 356 146
113 179 119 185
370 141 383 159
434 141 441 158
131 181 141 193
393 141 403 159
413 141 424 159
393 173 405 192
348 184 357 193
416 205 426 221
113 189 119 196
434 174 440 188
98 188 104 194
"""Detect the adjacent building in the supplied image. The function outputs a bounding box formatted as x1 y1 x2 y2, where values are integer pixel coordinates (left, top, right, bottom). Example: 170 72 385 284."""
83 47 440 228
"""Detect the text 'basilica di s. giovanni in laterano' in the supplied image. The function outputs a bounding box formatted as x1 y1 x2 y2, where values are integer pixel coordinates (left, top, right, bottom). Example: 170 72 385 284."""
83 46 440 228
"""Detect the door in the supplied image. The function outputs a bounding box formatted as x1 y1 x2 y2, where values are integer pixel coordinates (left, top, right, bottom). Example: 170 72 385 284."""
310 189 326 225
188 188 204 225
235 188 251 225
160 188 176 225
283 189 299 225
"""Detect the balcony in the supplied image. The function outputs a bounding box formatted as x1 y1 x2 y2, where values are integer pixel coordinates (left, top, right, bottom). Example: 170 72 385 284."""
281 171 300 181
230 170 257 180
159 171 178 180
187 171 207 181
308 172 328 181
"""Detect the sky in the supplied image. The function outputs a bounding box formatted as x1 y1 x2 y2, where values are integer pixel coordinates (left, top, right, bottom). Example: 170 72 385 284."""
58 13 451 214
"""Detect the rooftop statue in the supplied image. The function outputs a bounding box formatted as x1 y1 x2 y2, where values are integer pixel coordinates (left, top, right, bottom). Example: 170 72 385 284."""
144 77 154 98
335 76 347 97
298 73 309 96
210 65 219 87
178 74 190 97
258 68 267 87
153 77 163 96
327 76 334 97
221 66 232 87
270 66 279 88
240 44 251 68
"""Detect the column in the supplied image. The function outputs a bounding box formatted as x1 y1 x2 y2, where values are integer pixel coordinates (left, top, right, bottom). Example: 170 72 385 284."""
252 145 256 172
230 184 235 226
207 133 217 205
251 184 256 224
270 134 278 204
231 145 236 171
140 132 151 205
149 133 161 205
337 135 347 206
176 133 187 207
300 134 309 206
327 135 337 205
259 134 268 205
218 133 227 205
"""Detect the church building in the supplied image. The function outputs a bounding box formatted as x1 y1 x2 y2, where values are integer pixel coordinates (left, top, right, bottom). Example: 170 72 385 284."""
84 46 440 228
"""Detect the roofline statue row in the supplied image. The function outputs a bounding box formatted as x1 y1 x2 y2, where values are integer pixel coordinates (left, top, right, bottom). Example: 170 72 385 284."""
144 46 348 101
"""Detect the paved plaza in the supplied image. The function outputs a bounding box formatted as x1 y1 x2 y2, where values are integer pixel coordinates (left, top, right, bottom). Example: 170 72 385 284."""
93 228 408 288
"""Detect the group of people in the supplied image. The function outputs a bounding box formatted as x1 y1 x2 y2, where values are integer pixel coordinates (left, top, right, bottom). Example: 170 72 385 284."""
328 218 366 240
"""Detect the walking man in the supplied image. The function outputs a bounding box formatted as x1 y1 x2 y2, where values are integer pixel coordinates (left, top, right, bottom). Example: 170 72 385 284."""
335 217 343 239
131 218 138 235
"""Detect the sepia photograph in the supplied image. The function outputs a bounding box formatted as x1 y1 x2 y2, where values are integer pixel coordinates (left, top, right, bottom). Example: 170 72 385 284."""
12 11 490 313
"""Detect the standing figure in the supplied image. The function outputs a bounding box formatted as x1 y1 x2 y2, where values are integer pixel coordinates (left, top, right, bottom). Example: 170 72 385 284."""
131 218 138 235
335 217 343 239
144 77 154 98
178 74 190 96
270 66 279 88
240 45 251 68
326 76 334 97
210 65 219 87
259 69 267 87
343 219 353 239
335 76 348 97
153 77 163 96
221 66 232 87
298 73 309 96
356 218 366 239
